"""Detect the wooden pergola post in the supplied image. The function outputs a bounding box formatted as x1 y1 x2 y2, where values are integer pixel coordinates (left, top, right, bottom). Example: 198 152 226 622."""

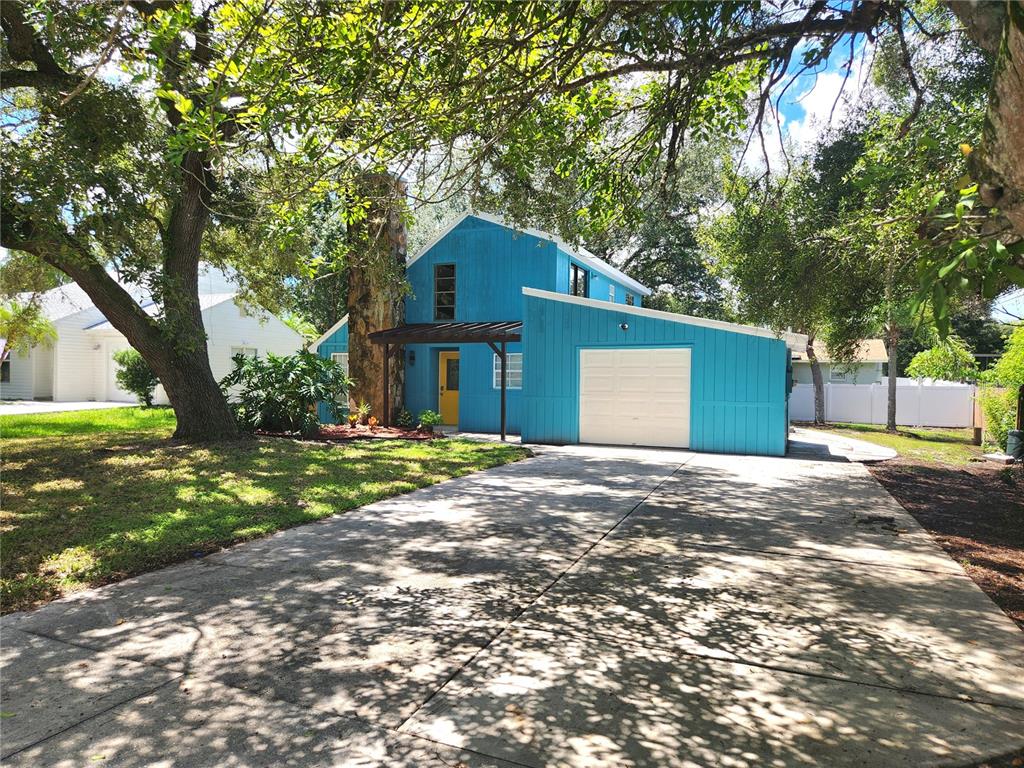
383 342 390 427
369 321 521 441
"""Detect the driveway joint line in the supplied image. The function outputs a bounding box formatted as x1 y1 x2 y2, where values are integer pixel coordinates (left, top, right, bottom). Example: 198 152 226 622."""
395 455 698 731
505 623 1024 713
0 674 183 761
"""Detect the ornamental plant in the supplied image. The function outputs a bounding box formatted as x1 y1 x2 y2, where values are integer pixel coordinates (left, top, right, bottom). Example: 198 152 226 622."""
418 410 443 433
220 351 351 437
112 348 159 407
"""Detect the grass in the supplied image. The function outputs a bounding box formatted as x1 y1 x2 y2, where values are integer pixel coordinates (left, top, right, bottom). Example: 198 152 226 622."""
808 422 983 466
0 407 528 613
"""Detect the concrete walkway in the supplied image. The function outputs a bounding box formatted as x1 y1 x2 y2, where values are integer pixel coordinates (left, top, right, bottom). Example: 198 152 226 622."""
0 400 133 416
2 444 1022 766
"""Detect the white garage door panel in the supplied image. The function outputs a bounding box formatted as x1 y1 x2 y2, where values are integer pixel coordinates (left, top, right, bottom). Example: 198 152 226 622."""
579 348 691 448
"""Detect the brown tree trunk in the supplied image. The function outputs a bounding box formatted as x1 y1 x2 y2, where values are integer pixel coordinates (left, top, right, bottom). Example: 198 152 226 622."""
886 323 900 433
346 174 407 423
949 2 1024 237
806 333 826 425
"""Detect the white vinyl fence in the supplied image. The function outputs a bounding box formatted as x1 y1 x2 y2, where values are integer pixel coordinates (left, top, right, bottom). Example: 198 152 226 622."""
790 379 976 428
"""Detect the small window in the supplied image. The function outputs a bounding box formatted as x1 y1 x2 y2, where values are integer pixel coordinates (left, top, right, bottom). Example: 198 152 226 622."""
434 263 456 321
829 367 848 383
608 285 616 303
492 352 523 390
625 293 635 306
236 301 251 318
330 352 349 376
231 346 258 359
569 263 588 297
1 359 9 383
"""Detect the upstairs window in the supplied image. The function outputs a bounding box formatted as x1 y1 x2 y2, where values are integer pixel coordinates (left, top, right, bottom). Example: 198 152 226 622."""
330 352 349 376
570 263 588 297
231 346 258 359
434 263 456 320
625 293 635 306
608 285 616 303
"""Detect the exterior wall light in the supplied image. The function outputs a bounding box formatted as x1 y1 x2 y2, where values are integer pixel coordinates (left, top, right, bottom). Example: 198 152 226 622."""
619 322 629 331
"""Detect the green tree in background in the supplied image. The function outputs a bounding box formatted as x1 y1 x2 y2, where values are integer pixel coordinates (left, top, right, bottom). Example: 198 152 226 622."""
906 335 979 382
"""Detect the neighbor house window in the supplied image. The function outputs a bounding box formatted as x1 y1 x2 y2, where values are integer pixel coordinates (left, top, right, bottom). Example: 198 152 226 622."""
237 302 251 318
1 359 9 383
569 263 588 297
434 263 456 320
608 285 616 303
330 352 349 376
492 352 523 390
625 293 635 306
829 367 849 383
231 346 258 359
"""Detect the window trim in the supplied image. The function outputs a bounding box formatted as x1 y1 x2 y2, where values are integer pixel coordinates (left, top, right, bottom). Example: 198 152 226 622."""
569 262 588 298
330 352 349 376
492 352 523 390
608 284 616 303
829 367 849 383
433 263 456 321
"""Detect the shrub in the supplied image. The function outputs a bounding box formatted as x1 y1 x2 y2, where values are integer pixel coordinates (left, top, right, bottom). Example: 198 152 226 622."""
220 351 351 437
979 387 1017 452
418 409 443 432
112 348 159 406
394 409 414 428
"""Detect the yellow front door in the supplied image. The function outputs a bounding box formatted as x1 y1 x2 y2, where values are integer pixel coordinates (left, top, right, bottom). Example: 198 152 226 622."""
438 351 460 426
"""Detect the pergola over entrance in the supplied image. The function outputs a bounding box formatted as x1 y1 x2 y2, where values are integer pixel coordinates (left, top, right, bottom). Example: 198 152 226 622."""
368 321 523 440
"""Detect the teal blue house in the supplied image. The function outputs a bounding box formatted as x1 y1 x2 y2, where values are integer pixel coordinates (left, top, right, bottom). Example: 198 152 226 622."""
312 212 800 456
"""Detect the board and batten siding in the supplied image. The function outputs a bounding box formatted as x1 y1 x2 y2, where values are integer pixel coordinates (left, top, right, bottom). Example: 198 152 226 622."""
312 317 349 423
520 290 791 456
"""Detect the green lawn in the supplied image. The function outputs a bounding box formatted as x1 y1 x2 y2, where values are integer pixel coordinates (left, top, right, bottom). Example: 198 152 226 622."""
808 422 983 466
1 407 527 613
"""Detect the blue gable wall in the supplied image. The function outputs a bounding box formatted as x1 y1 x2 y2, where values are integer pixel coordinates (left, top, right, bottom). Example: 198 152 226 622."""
520 292 790 456
314 215 649 433
402 216 641 432
314 320 348 423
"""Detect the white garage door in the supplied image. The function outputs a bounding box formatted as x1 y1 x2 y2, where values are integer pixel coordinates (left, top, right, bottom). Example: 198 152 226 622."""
579 348 691 448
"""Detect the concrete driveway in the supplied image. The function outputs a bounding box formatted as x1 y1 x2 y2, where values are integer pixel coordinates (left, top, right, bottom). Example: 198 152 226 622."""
0 400 133 416
2 441 1023 767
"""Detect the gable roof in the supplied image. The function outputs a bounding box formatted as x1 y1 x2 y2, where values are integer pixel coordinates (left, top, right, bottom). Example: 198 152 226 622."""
523 287 808 352
791 339 887 364
83 294 238 331
308 314 348 350
408 212 652 297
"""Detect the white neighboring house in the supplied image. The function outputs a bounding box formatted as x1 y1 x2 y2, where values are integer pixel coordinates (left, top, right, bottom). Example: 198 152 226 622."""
791 338 887 385
1 273 303 404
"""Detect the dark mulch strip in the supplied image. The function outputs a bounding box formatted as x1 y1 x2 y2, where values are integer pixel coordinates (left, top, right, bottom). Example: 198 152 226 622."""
256 425 444 442
869 459 1024 631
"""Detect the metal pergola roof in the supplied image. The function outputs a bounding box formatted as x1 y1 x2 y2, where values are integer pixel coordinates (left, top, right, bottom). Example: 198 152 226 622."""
368 321 522 345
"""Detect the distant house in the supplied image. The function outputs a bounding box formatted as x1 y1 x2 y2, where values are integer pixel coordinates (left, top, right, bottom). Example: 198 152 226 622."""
0 268 303 404
312 212 806 456
791 339 887 386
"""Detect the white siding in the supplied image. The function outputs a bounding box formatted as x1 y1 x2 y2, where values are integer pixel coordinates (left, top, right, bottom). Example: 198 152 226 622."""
792 361 882 386
204 300 304 380
53 308 104 401
32 346 53 398
0 348 35 400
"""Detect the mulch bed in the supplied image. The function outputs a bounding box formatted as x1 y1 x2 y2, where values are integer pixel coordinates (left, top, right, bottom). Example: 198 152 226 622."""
256 425 444 442
868 459 1024 631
